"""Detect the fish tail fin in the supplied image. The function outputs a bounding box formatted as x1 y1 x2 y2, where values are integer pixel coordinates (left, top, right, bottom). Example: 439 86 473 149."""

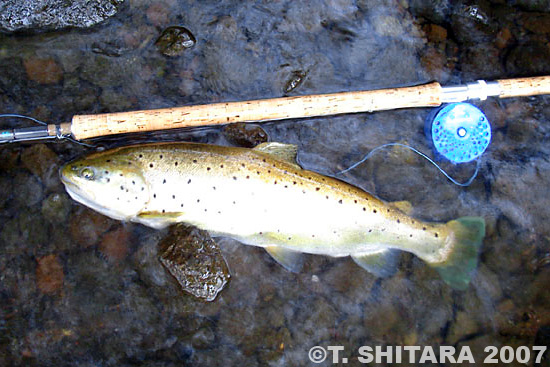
431 217 485 290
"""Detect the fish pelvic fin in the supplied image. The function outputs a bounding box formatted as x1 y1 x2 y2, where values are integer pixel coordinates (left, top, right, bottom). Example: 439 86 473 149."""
431 217 485 291
265 245 303 273
351 249 400 278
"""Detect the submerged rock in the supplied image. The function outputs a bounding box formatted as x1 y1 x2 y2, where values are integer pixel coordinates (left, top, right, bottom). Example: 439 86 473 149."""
158 224 230 301
155 26 196 57
0 0 124 34
222 123 268 148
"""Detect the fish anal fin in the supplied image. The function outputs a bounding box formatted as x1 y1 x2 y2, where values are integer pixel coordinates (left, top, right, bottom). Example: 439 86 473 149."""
390 200 413 215
254 142 300 167
351 249 400 278
265 245 303 273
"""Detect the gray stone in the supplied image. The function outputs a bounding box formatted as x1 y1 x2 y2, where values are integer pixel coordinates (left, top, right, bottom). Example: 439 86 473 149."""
0 0 125 34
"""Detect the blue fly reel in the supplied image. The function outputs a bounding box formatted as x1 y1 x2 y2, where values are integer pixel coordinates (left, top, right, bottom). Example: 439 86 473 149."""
426 103 491 163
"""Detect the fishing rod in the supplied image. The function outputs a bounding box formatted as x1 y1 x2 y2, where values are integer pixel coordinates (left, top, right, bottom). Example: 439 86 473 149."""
1 76 549 144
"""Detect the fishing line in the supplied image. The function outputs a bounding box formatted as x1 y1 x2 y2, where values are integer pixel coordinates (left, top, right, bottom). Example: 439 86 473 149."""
336 142 480 187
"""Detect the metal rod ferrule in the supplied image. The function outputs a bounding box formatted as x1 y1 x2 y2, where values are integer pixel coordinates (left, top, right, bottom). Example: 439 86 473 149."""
0 126 56 144
441 80 501 103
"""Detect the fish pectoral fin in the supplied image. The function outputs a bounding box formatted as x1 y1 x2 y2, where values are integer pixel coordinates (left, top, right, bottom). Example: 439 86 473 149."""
264 245 303 273
389 200 413 215
351 249 400 278
253 142 301 168
137 211 184 219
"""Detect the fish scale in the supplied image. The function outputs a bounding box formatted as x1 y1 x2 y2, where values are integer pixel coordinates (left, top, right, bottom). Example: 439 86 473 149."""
60 142 485 290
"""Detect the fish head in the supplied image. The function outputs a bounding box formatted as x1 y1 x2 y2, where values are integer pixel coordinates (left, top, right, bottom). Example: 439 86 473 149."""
60 151 150 221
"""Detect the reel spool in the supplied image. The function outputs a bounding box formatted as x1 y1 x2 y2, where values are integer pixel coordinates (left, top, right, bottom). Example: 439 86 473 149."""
425 103 491 163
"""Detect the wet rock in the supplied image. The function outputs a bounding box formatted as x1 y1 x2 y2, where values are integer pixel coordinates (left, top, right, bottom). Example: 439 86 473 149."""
222 123 268 148
495 27 513 49
450 4 497 45
20 144 61 191
0 0 124 33
506 40 550 75
0 175 13 209
155 26 196 57
36 255 64 295
461 44 504 79
158 224 230 301
98 226 132 263
283 70 307 94
41 193 71 224
421 47 449 81
12 171 43 208
146 3 170 27
23 57 63 85
447 310 482 344
69 208 115 248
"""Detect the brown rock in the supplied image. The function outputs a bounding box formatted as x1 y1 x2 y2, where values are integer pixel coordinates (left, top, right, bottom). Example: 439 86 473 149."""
69 208 114 248
23 57 63 84
36 255 64 294
99 226 132 263
495 27 512 49
423 24 448 43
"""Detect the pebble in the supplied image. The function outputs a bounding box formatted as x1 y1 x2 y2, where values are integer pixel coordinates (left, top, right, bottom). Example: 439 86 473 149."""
23 57 63 85
222 123 268 148
155 26 196 57
41 193 71 224
69 208 115 248
20 144 61 191
98 226 132 263
36 255 64 295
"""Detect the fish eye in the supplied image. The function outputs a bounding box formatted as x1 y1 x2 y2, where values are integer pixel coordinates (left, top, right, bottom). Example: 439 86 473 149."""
80 167 95 180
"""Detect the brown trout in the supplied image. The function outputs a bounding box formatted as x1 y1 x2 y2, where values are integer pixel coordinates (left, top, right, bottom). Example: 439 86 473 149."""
60 142 485 289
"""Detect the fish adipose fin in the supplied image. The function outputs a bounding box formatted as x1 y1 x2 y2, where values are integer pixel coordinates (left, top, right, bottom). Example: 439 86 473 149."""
432 217 485 291
265 245 303 272
351 249 400 278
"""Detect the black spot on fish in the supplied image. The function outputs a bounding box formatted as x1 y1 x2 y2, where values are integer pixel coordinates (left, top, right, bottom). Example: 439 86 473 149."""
274 180 277 184
204 209 207 212
373 209 377 213
193 159 197 163
149 163 154 168
187 179 191 184
284 185 288 188
153 194 157 198
105 170 109 174
246 176 250 179
363 207 366 211
268 170 271 173
180 204 184 207
175 162 178 166
212 186 216 190
220 164 224 168
132 180 135 185
293 181 297 185
139 154 143 158
107 178 110 183
117 197 120 200
241 164 245 168
120 186 124 190
207 167 211 171
106 159 111 163
368 229 372 232
326 196 329 199
197 199 200 203
232 201 236 204
315 187 320 191
262 159 266 162
172 195 176 199
397 219 400 223
135 197 138 200
141 187 145 191
119 173 123 177
302 190 306 194
422 227 426 231
435 233 439 238
288 237 291 240
338 199 343 204
410 234 413 237
354 200 357 203
233 176 237 180
257 171 260 175
163 179 167 184
159 155 163 159
162 209 165 213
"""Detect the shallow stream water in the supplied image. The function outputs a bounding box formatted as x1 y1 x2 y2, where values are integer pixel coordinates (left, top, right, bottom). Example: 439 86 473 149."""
1 1 550 366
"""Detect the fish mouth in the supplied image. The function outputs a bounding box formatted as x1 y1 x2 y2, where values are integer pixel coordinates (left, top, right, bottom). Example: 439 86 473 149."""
59 166 97 202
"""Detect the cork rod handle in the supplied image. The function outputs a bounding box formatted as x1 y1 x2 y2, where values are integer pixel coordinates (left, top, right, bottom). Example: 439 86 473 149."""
71 82 443 140
497 76 550 98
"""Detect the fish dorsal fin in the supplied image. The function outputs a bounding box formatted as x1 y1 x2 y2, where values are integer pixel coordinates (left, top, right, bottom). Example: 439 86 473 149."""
254 142 300 167
264 245 303 273
351 249 400 278
390 200 413 215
